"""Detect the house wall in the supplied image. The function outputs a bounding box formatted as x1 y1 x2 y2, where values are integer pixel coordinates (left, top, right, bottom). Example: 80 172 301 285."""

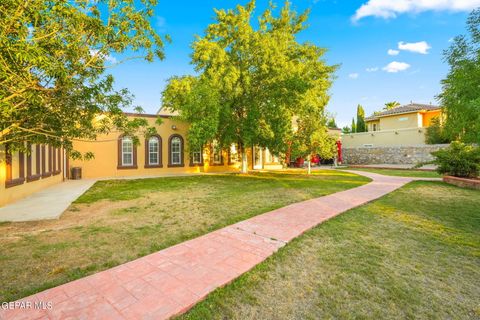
342 127 427 148
422 110 441 127
70 115 274 179
378 113 422 130
367 120 380 132
0 145 64 207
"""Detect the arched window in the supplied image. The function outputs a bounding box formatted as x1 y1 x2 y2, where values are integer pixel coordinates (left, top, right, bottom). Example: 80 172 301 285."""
145 135 162 168
168 134 184 167
118 136 137 169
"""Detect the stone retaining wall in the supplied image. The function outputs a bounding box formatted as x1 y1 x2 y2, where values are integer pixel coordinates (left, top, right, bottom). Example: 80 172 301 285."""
342 144 449 165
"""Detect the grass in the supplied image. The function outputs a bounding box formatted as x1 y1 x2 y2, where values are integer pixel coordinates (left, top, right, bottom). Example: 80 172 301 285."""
179 181 480 320
340 167 441 178
0 170 369 302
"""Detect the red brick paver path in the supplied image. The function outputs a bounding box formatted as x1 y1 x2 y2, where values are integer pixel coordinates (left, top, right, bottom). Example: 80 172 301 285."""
0 171 428 320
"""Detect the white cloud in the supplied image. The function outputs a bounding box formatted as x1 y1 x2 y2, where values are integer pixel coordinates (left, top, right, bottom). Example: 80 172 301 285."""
349 73 359 79
366 67 379 72
398 41 431 54
388 49 400 56
383 61 411 73
352 0 480 21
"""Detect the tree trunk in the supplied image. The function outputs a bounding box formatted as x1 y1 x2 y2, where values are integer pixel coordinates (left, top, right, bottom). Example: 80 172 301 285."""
307 160 311 175
241 150 248 173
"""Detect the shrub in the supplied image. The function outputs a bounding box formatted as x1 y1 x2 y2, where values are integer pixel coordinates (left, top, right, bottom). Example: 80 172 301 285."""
431 141 480 178
425 117 450 144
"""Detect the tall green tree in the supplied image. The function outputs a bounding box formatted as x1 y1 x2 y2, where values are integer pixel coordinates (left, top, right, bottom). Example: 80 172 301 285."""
326 117 337 128
356 104 366 132
163 1 336 173
439 9 480 143
0 0 168 158
351 117 356 133
384 101 400 110
341 126 351 134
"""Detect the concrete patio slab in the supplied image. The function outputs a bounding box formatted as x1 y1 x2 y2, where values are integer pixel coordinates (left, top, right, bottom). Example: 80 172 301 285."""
0 179 96 222
0 171 433 320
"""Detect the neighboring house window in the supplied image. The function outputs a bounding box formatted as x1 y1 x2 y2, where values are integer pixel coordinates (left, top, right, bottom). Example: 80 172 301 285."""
122 138 133 166
192 150 202 164
41 145 53 177
149 137 159 165
168 134 184 167
148 138 159 164
190 146 203 166
118 136 137 169
145 135 162 168
171 138 181 164
27 144 41 182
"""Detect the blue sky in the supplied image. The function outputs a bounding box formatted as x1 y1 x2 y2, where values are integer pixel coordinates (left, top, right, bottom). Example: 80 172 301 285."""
108 0 476 128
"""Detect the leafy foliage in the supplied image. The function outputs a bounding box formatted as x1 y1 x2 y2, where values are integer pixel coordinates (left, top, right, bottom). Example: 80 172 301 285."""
162 1 336 170
425 117 450 144
341 126 351 134
431 141 480 178
351 117 356 133
0 0 167 158
384 101 400 110
326 117 337 129
439 9 480 144
290 111 337 162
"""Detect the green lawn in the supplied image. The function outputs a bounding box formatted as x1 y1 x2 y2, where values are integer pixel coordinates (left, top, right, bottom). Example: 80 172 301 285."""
340 167 441 178
180 181 480 320
0 170 369 302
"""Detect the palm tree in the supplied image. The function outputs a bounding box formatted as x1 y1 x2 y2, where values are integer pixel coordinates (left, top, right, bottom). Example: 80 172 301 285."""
384 101 401 110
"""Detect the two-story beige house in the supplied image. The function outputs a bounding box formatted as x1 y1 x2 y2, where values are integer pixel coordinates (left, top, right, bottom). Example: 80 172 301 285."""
343 103 442 148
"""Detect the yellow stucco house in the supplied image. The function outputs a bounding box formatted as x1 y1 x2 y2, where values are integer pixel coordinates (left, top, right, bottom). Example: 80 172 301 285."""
342 103 442 148
0 110 282 207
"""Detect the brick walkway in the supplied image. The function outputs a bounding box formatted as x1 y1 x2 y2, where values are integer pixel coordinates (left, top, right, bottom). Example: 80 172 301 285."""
0 171 430 320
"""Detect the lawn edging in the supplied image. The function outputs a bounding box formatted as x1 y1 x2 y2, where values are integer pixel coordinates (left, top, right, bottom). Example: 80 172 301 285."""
443 175 480 190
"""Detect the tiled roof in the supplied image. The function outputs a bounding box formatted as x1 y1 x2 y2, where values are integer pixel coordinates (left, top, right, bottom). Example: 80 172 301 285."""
365 103 441 121
157 107 179 116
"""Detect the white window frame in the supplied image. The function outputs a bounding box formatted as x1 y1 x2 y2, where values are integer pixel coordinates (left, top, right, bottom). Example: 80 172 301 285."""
192 150 202 164
171 137 182 165
148 137 159 165
122 137 134 166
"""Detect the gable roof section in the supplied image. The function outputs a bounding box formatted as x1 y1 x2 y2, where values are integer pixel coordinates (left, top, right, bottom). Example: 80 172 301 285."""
365 103 441 121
